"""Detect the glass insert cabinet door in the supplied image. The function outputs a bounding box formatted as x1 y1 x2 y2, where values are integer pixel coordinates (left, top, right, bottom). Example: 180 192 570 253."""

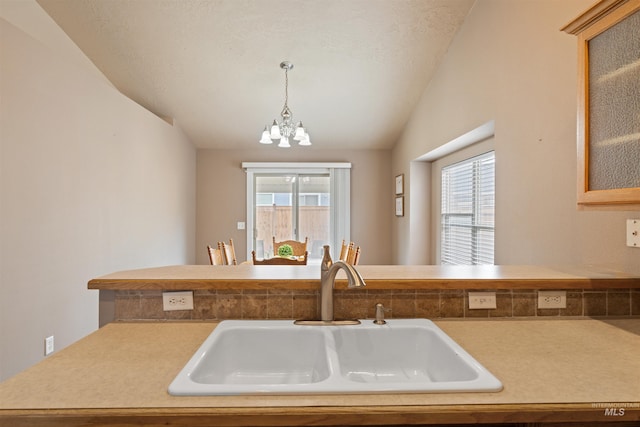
563 0 640 207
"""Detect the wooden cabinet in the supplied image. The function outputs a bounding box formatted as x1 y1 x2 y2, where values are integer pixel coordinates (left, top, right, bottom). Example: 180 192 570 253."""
562 0 640 207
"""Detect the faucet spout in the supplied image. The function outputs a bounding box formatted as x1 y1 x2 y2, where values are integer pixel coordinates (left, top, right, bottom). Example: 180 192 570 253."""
320 245 366 321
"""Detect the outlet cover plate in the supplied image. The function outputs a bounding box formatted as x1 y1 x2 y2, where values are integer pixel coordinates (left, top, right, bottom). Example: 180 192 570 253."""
162 291 194 311
627 219 640 248
538 290 566 309
468 292 497 309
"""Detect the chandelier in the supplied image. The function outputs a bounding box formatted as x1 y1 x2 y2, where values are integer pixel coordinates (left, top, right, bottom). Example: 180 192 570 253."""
259 61 311 147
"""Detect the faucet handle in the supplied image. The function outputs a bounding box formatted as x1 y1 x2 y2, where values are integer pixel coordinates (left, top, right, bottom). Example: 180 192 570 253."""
373 303 390 325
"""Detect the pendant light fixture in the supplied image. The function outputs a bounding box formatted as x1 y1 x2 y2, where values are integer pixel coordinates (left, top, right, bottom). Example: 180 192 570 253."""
259 61 311 147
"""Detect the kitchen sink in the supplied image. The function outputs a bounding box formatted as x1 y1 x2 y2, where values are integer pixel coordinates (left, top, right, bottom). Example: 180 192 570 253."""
332 325 480 384
168 319 502 395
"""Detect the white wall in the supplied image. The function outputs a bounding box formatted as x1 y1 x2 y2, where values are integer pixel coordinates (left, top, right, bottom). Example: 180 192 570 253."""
0 6 196 380
392 0 640 273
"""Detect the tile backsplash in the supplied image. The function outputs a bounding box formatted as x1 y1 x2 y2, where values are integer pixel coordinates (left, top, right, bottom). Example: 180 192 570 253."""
113 288 640 321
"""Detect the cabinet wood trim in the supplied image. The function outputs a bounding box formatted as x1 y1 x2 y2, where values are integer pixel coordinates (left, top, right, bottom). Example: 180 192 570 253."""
561 0 633 34
563 0 640 207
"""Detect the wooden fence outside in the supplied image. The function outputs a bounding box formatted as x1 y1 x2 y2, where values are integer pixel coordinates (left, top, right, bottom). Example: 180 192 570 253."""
256 206 330 258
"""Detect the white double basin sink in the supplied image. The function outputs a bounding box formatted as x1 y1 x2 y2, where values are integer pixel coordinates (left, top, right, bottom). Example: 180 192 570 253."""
169 319 502 395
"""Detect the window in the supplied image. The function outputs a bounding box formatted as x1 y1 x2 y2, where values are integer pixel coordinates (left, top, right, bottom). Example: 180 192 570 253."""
256 193 274 206
258 193 328 207
300 194 324 206
273 192 292 206
441 151 495 265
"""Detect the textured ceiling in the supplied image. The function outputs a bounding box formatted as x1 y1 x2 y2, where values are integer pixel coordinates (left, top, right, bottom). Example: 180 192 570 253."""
36 0 474 150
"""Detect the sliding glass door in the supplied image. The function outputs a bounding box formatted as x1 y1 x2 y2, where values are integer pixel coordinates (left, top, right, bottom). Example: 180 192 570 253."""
244 163 351 261
255 174 330 259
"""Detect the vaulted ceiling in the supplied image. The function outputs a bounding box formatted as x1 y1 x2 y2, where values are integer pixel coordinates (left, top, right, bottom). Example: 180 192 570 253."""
37 0 474 150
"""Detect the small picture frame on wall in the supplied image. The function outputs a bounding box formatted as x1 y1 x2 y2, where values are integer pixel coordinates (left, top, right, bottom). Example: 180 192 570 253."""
395 196 404 217
395 174 404 195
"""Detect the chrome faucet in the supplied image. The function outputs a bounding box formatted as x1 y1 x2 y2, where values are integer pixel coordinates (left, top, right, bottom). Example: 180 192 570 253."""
320 245 366 322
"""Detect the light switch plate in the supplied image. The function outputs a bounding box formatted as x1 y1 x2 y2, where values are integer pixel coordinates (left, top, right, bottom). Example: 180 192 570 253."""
627 219 640 248
45 335 54 356
237 221 246 230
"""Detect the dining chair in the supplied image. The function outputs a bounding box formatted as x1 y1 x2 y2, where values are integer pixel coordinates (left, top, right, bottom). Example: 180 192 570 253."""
252 251 308 265
347 245 361 265
339 239 350 262
219 239 237 265
207 245 224 265
272 237 309 257
339 240 361 265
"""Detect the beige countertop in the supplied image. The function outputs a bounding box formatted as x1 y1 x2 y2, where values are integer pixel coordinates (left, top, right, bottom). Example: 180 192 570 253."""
1 318 639 426
87 264 640 290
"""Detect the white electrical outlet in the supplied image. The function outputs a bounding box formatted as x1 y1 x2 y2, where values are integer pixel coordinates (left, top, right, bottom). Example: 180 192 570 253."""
45 336 54 356
468 292 497 309
162 291 194 311
538 291 566 309
627 219 640 248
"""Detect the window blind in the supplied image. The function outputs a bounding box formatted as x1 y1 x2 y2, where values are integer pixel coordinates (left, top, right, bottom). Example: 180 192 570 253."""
441 151 495 265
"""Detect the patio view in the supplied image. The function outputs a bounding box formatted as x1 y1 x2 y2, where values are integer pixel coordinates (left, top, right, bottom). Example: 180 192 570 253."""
254 174 330 259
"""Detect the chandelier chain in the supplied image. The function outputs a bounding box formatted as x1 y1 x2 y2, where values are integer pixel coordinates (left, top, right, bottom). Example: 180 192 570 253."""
283 68 289 112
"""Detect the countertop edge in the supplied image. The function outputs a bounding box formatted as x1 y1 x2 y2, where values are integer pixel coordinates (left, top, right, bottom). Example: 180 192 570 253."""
1 403 639 426
87 264 640 291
